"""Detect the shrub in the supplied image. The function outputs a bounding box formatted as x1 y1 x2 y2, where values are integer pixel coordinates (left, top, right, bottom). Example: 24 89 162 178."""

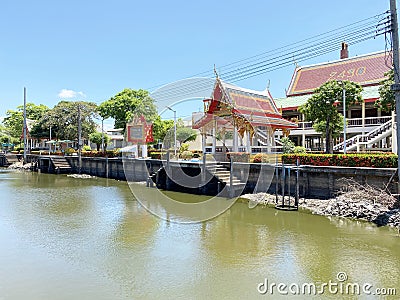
65 147 75 155
227 152 250 163
149 151 167 159
252 153 274 163
83 145 92 151
80 150 119 158
282 153 397 168
180 150 193 160
280 137 295 153
293 146 306 154
179 143 190 153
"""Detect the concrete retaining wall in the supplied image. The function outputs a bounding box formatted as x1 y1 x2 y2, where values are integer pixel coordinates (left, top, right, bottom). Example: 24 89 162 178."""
27 155 398 199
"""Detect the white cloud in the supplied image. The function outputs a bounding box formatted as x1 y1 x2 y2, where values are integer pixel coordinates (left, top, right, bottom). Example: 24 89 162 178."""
58 89 86 99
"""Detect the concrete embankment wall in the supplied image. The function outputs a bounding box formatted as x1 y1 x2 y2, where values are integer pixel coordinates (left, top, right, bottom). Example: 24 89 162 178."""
27 155 398 199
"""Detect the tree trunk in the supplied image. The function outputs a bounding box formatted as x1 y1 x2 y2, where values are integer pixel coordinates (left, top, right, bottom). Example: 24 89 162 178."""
325 115 330 154
96 143 100 151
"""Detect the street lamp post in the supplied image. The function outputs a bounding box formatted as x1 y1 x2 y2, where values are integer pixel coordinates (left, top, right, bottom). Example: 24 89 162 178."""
342 83 347 154
166 106 177 157
23 87 27 163
101 117 104 152
337 81 347 154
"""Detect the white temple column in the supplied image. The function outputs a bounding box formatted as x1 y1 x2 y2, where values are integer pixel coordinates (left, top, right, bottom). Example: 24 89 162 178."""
233 126 239 152
201 130 206 154
361 102 366 133
212 119 216 154
246 130 251 153
141 144 148 158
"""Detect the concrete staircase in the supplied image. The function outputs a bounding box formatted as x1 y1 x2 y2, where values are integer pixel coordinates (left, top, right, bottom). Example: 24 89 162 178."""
206 163 246 194
256 128 283 146
50 156 72 173
5 154 20 165
333 119 393 152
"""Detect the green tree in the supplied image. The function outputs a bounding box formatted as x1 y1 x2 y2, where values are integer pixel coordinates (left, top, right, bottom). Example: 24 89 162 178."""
152 116 174 143
280 137 295 153
299 80 362 153
161 119 197 148
175 127 197 144
98 89 157 131
39 101 98 141
89 131 111 151
313 114 344 139
2 103 49 138
375 69 394 113
0 125 19 149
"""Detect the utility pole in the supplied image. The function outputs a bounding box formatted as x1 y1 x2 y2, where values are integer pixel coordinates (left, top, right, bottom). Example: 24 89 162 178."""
23 87 27 163
342 84 347 154
390 0 400 188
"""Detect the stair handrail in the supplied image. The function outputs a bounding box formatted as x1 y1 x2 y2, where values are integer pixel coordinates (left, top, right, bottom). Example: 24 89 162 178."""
365 119 392 140
333 119 393 151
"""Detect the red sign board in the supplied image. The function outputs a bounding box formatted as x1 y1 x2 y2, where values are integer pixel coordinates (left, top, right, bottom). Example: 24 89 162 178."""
126 115 153 143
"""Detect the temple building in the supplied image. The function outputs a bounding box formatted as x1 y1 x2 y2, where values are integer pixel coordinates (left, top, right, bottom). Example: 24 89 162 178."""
192 78 297 159
274 44 394 152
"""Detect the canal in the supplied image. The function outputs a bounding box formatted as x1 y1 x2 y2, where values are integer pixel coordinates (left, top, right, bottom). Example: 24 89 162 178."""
0 169 399 299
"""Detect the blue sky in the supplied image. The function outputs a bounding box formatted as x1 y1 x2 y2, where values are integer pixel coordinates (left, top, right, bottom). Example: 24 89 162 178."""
0 0 392 126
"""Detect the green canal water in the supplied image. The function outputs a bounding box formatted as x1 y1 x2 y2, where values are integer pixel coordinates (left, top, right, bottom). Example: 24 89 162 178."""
0 169 399 299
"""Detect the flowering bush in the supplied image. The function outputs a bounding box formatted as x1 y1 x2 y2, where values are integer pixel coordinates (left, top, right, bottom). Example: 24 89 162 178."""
81 150 120 158
282 153 397 168
252 153 274 163
149 151 166 159
180 150 193 160
65 147 75 155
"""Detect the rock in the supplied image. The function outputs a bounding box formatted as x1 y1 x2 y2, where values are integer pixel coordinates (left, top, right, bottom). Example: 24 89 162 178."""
8 162 32 170
67 174 95 179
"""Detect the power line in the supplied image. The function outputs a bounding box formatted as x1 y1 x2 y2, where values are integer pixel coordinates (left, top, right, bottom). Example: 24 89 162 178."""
149 11 389 97
150 12 390 103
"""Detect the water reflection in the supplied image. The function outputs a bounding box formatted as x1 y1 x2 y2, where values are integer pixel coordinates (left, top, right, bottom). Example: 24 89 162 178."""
0 170 399 299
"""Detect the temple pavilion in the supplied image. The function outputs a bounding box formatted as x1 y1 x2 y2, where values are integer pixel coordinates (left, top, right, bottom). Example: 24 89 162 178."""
192 78 297 159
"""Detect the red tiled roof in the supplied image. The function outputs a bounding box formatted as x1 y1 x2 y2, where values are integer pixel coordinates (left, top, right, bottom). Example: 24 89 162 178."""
287 51 391 96
192 79 297 129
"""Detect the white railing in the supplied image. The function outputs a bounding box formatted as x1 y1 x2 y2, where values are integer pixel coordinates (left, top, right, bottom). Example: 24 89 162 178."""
347 116 392 127
333 119 392 151
293 122 313 130
256 129 269 146
251 146 283 153
294 116 392 131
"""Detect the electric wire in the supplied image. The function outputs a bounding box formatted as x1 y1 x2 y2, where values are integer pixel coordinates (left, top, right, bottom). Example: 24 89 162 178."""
150 11 391 103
